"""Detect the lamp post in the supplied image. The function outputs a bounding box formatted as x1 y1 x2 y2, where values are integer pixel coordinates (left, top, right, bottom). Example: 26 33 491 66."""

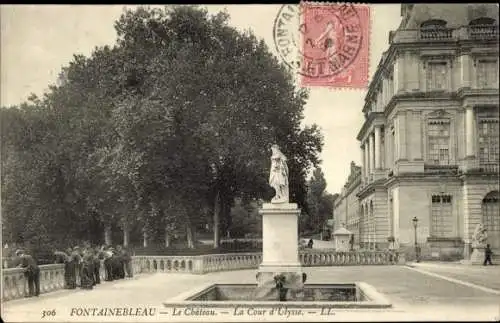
412 216 420 263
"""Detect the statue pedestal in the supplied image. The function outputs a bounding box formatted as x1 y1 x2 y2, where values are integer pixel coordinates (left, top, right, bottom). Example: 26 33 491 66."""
469 246 486 265
254 203 303 300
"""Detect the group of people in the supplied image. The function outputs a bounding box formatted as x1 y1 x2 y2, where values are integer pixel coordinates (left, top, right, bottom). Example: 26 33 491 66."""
15 244 133 297
54 245 133 290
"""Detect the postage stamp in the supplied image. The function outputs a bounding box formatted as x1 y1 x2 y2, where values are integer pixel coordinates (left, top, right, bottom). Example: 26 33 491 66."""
273 3 370 89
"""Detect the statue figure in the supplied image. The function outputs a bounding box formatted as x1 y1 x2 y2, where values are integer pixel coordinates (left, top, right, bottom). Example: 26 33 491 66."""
472 223 488 248
269 144 289 203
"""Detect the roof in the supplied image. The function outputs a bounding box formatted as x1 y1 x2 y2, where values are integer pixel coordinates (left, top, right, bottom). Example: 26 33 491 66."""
333 227 352 235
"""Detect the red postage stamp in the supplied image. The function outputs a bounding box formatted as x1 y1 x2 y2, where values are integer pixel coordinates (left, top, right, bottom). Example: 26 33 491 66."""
299 3 370 89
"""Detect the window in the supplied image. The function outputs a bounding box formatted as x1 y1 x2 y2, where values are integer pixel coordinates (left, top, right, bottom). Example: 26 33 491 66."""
389 197 394 236
476 60 498 88
426 62 448 91
430 194 454 238
381 131 385 169
427 120 451 165
388 73 394 99
478 119 499 165
391 126 396 164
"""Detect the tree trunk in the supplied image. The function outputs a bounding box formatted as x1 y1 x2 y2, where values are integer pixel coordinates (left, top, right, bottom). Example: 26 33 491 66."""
165 229 171 248
221 196 232 239
143 229 148 248
213 191 220 248
123 221 130 247
104 224 112 245
186 223 195 249
123 228 130 247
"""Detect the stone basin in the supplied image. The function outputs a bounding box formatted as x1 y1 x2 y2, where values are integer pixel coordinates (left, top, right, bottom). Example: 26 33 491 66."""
164 282 392 313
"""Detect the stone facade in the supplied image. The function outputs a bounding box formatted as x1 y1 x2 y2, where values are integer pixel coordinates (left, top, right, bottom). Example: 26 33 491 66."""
333 162 362 248
333 4 500 260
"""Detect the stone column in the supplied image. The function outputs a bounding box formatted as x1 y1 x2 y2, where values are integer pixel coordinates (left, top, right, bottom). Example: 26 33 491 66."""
364 139 370 179
369 132 375 175
361 145 366 179
374 126 381 169
465 106 475 157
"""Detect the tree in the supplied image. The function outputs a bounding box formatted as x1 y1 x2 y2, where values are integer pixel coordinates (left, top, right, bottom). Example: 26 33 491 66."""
303 167 332 234
1 5 323 250
110 5 323 247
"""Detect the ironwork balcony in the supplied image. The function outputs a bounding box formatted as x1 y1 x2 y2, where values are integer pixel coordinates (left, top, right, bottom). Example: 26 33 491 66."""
419 27 454 41
472 162 499 173
468 24 499 40
462 160 499 174
389 25 499 44
424 164 459 175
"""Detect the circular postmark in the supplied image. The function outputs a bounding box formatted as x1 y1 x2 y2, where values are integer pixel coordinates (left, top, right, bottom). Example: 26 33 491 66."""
273 4 363 79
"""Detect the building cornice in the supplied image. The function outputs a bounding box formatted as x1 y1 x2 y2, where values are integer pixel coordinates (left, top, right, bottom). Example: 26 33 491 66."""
383 91 463 118
384 174 464 188
356 112 384 141
356 179 387 199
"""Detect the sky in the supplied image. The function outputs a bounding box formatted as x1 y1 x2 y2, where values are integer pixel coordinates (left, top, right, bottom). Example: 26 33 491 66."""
0 4 401 194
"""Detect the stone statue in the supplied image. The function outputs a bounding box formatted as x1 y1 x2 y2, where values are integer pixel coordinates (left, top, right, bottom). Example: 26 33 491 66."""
269 144 289 203
471 223 488 248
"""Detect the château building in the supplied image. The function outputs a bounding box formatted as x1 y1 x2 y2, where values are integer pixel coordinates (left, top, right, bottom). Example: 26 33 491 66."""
332 162 362 247
334 4 499 260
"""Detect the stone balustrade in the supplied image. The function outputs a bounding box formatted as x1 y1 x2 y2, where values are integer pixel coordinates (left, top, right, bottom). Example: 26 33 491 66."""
390 25 499 44
299 250 403 266
131 256 203 274
3 250 403 301
3 264 65 301
199 253 263 273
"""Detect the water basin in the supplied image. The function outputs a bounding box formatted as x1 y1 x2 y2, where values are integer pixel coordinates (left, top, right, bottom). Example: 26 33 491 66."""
164 282 392 309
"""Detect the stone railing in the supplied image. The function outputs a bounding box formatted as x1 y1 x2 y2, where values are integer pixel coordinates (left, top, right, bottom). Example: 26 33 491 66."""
3 264 65 301
419 27 454 40
3 251 403 301
390 25 499 44
131 250 403 275
3 261 108 301
299 250 403 266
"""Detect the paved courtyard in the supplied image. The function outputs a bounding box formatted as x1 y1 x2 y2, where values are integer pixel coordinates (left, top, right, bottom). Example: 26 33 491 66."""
2 264 499 322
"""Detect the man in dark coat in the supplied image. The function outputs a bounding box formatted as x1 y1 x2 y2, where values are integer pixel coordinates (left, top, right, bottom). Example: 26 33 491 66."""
103 246 114 281
112 246 124 280
16 250 40 297
80 249 94 289
93 246 102 284
484 244 494 266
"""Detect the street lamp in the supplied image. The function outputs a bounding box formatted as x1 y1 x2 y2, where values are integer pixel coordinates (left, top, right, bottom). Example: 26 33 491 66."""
412 216 420 263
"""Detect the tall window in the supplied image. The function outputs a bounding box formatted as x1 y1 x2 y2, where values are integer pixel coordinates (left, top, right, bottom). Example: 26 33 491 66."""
426 62 448 91
476 60 498 89
388 74 394 100
389 197 394 237
427 120 451 165
381 131 385 169
430 194 454 238
391 126 396 164
478 119 500 166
